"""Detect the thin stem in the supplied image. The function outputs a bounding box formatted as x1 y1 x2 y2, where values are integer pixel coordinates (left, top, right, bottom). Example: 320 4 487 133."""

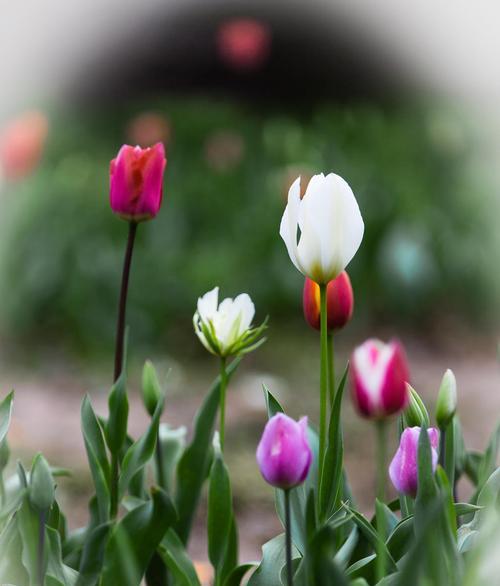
114 221 138 382
37 509 47 586
219 357 228 452
376 420 388 502
439 427 446 469
318 284 328 502
327 332 335 410
110 453 119 519
0 473 5 508
284 489 293 586
375 420 388 582
155 430 166 489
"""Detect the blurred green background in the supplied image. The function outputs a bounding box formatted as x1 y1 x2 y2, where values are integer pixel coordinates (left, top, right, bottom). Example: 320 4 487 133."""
0 98 497 359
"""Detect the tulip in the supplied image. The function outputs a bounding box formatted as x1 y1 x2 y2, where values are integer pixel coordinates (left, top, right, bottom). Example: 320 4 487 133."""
303 272 354 332
436 369 457 430
256 413 312 490
109 143 166 221
350 339 410 419
279 173 364 285
193 286 265 358
389 427 439 497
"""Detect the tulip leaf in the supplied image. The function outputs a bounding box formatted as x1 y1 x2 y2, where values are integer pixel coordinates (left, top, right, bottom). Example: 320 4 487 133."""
100 487 177 586
0 391 14 445
175 357 241 544
246 534 287 586
319 365 348 520
118 395 164 498
207 449 235 583
81 396 110 523
223 563 256 586
157 528 201 586
105 371 129 456
309 525 350 585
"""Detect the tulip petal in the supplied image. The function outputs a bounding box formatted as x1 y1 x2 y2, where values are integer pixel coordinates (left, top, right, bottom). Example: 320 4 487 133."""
279 177 305 275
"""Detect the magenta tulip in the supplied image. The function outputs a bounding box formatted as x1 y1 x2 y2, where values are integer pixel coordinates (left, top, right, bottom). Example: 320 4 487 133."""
256 413 312 490
350 338 410 419
389 427 439 497
110 142 166 221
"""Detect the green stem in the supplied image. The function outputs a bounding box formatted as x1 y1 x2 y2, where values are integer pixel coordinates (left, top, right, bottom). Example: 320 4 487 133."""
327 332 335 410
439 427 446 470
110 453 119 519
318 284 328 504
155 430 166 489
219 357 228 452
284 489 293 586
375 420 388 582
0 473 5 508
37 509 47 586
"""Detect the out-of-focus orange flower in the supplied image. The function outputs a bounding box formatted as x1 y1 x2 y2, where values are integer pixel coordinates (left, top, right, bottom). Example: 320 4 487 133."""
126 112 171 147
217 18 271 71
0 111 49 180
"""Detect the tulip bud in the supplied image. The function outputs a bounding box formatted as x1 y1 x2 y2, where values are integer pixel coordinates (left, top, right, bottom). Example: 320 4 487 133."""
256 413 312 490
350 338 410 419
389 427 439 497
29 454 55 512
303 272 354 332
109 143 166 221
142 360 163 417
436 369 457 430
403 384 430 428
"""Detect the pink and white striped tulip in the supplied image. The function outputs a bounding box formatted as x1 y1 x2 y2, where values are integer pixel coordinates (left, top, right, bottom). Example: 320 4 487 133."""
110 143 166 221
389 426 439 497
256 413 312 490
350 339 410 419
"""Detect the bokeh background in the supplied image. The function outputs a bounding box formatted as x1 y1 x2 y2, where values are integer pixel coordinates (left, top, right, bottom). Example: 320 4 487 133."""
0 0 499 564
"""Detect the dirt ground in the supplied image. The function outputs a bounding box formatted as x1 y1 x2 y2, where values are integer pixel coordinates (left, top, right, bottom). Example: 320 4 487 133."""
1 331 499 570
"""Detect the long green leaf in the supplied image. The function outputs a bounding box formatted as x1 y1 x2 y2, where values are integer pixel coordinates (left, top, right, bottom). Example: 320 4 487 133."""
158 528 201 586
175 357 241 544
100 488 177 586
0 391 14 444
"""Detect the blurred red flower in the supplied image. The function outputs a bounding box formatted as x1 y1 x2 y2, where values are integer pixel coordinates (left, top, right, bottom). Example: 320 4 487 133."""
217 18 271 71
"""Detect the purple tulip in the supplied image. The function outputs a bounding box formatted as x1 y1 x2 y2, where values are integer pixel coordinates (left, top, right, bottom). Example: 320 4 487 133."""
389 426 439 497
350 338 410 419
256 413 312 490
110 143 166 221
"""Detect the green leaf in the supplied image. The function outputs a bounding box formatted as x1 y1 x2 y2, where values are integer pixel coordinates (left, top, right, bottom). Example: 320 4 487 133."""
319 366 348 520
118 395 164 498
175 357 241 544
100 487 177 586
76 522 111 586
17 496 45 584
386 516 413 561
157 424 186 494
0 391 14 445
208 450 233 580
105 371 129 456
247 534 286 586
223 563 256 586
157 528 201 586
444 418 456 487
81 396 110 522
142 360 165 418
309 525 350 585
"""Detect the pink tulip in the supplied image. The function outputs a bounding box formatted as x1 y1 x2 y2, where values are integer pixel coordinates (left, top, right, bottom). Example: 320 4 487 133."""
256 413 312 490
303 272 354 332
109 143 166 221
350 338 410 419
389 427 439 497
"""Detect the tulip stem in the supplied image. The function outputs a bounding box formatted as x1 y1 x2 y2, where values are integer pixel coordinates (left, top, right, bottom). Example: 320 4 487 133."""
327 332 335 409
110 454 119 519
318 284 328 504
375 420 388 582
114 221 138 382
37 509 47 586
439 428 446 469
155 430 166 489
219 357 228 452
284 489 293 586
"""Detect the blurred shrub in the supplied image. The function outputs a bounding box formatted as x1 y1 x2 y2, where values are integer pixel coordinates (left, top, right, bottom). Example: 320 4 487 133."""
0 99 497 356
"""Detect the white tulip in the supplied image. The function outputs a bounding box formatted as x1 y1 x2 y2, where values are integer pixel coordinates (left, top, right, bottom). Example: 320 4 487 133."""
279 173 364 284
194 287 265 357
